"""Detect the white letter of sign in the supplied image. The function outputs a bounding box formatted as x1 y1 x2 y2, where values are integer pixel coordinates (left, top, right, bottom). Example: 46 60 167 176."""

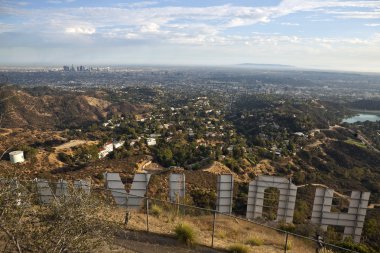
311 188 370 243
246 176 297 223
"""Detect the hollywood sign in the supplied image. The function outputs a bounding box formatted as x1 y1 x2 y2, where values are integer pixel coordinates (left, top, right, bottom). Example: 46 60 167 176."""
29 173 370 243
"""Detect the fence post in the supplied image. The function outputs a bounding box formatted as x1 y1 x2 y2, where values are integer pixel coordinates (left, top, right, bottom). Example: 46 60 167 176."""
211 211 217 248
284 232 289 253
146 198 149 232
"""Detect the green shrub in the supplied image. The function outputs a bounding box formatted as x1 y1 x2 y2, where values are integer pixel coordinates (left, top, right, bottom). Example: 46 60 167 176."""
278 222 296 233
216 230 227 239
294 223 320 237
245 237 264 246
174 223 197 246
57 152 73 164
150 204 163 217
285 240 292 251
227 244 249 253
319 248 336 253
45 146 55 152
336 240 376 253
363 218 380 251
93 173 104 180
189 188 216 209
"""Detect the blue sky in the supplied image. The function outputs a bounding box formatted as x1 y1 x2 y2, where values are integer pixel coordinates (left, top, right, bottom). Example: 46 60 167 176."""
0 0 380 72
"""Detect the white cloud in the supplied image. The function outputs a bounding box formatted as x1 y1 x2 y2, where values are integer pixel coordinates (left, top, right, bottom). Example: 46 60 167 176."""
227 18 247 27
226 16 270 27
65 26 95 35
47 0 75 4
1 0 380 71
140 23 160 33
0 23 14 33
326 10 380 19
276 0 380 20
365 23 380 27
281 22 300 26
128 1 158 8
17 2 29 6
3 1 380 38
310 18 333 22
125 33 138 39
3 1 377 48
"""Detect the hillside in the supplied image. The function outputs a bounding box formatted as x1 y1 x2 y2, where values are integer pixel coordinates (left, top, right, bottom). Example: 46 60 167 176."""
349 99 380 111
0 176 316 253
1 83 379 251
0 86 139 129
228 96 380 201
293 129 380 201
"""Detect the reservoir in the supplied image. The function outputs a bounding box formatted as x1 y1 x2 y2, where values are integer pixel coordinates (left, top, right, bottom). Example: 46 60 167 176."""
342 114 380 123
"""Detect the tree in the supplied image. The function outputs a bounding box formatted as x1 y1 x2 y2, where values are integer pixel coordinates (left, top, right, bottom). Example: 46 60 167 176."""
363 218 380 250
16 145 38 163
57 152 74 165
74 144 99 162
0 180 111 252
233 145 244 159
88 123 98 132
156 147 174 167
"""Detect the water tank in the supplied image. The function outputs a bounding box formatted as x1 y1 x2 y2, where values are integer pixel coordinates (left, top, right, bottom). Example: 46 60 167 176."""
9 151 25 164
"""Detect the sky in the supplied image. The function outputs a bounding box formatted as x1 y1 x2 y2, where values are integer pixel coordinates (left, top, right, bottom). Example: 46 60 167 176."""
0 0 380 72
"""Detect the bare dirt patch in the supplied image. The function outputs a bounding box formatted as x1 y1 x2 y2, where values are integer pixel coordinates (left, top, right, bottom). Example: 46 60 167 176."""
250 159 276 175
54 139 99 151
203 161 234 175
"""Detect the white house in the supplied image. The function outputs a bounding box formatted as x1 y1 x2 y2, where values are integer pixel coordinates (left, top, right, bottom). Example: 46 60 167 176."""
103 142 114 152
113 140 125 149
147 138 156 146
98 142 114 159
98 149 109 159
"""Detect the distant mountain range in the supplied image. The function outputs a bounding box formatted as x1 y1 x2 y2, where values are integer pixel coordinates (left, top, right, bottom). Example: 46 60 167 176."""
236 63 295 69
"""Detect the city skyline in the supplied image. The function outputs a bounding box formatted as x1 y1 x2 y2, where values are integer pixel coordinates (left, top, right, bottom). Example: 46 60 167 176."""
1 0 380 72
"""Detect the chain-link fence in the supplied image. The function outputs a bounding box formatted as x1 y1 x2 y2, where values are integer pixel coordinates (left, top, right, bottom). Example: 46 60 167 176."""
0 179 361 253
113 190 360 253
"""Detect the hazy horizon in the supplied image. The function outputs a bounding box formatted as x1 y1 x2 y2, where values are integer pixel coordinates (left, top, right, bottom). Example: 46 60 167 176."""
1 0 380 72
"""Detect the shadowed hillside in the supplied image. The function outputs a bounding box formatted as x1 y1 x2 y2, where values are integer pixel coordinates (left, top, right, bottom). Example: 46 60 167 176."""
0 86 139 129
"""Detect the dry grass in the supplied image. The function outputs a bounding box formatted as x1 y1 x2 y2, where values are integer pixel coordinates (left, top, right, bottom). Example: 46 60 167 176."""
216 230 227 239
174 223 197 246
227 244 249 253
245 237 264 246
0 194 316 253
102 206 316 253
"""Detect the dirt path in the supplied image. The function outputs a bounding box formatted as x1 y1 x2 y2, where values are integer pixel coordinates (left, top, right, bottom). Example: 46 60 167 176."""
113 230 223 253
0 128 13 136
305 140 322 149
356 130 380 152
54 139 98 151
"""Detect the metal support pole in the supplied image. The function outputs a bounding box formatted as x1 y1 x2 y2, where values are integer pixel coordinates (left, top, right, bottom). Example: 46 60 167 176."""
146 198 149 232
284 232 289 253
230 176 233 214
176 193 180 217
182 174 186 216
211 211 217 248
